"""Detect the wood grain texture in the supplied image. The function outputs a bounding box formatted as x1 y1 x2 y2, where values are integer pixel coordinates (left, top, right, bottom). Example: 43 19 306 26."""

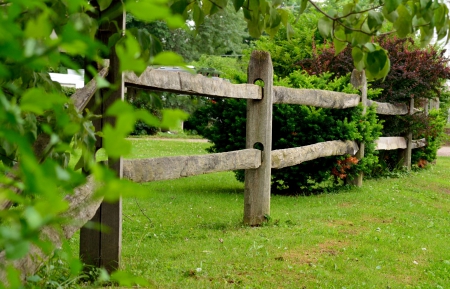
412 138 427 149
399 97 415 169
271 140 359 169
244 51 274 225
375 137 407 150
123 149 261 182
71 66 109 111
273 86 360 108
367 100 408 115
125 69 261 99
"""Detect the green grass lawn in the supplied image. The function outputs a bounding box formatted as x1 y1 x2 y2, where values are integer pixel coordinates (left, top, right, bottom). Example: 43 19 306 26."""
83 139 450 288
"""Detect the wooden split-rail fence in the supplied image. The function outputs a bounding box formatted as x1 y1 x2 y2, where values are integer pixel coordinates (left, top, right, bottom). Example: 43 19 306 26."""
80 50 426 272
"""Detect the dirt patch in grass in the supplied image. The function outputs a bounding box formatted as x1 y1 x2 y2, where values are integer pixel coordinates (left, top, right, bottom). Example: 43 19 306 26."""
283 239 349 265
338 202 355 208
361 216 395 224
424 182 450 195
326 219 355 227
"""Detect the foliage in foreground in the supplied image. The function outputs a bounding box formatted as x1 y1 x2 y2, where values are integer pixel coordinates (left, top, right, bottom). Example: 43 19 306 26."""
190 72 383 194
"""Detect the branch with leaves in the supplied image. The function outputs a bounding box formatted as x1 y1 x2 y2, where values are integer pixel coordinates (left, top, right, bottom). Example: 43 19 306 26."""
170 0 450 80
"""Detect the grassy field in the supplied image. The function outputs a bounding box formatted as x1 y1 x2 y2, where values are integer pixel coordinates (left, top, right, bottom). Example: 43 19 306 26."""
79 139 450 288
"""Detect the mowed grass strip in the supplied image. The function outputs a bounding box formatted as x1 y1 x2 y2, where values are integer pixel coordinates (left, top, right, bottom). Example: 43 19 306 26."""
102 139 450 288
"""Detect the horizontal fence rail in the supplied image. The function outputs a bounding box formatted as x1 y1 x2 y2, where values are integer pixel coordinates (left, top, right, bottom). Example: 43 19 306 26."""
375 137 407 150
271 140 359 169
273 87 360 108
122 136 427 183
374 137 426 150
367 100 408 115
412 138 427 149
123 149 261 182
124 69 262 99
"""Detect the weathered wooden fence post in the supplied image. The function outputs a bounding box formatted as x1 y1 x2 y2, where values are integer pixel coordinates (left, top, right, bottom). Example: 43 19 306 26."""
398 97 414 170
244 51 273 225
80 2 124 273
349 69 367 187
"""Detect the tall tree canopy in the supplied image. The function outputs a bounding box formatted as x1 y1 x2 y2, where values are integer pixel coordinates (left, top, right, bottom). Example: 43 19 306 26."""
127 2 249 62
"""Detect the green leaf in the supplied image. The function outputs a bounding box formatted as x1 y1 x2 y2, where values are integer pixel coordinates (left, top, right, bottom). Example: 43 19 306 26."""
102 124 132 159
434 4 448 34
20 88 66 115
24 11 52 39
110 270 150 287
105 100 134 116
24 207 44 230
115 34 147 74
385 0 401 13
6 266 21 288
268 8 282 29
160 109 189 130
286 23 295 40
233 0 245 12
364 42 376 52
333 37 347 55
394 4 412 37
134 110 160 127
420 26 434 47
170 0 189 14
96 74 110 89
351 31 371 46
299 0 308 14
279 8 289 25
193 3 205 27
23 113 38 141
421 0 432 9
100 178 148 202
115 113 136 135
364 48 389 80
127 1 171 23
69 259 83 276
341 3 354 16
318 17 333 38
272 0 283 7
368 11 384 31
98 0 113 11
152 51 185 66
5 240 30 260
382 6 398 23
203 0 213 16
352 46 365 71
366 55 390 81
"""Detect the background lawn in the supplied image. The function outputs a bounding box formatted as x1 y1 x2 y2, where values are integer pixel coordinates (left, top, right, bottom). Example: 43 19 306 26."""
75 139 450 288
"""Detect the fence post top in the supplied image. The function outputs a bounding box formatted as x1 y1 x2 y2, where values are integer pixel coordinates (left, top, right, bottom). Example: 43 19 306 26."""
248 50 273 84
250 50 272 62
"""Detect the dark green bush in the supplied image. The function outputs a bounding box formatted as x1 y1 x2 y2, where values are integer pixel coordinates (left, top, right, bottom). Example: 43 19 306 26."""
190 72 382 195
